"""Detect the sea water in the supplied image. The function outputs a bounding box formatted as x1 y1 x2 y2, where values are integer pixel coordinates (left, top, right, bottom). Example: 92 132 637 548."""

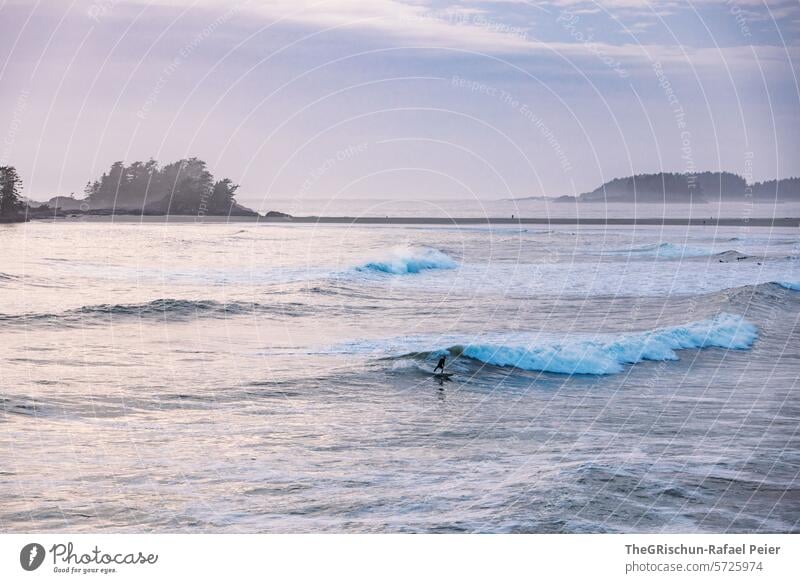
1 220 798 532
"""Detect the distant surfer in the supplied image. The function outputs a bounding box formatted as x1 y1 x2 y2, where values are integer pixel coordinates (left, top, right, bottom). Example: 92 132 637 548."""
434 355 446 374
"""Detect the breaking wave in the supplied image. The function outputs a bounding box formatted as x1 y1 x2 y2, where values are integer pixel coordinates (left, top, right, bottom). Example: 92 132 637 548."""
776 281 800 291
407 313 757 376
356 246 457 274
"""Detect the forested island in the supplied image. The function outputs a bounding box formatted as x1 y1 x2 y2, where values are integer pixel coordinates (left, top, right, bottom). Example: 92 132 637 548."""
28 158 258 217
517 172 800 203
4 164 800 223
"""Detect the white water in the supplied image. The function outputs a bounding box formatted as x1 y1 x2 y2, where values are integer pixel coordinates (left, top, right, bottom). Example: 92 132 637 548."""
1 221 798 533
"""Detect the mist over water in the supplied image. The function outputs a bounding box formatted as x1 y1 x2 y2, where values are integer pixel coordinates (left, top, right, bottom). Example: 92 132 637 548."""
1 220 798 532
256 198 800 219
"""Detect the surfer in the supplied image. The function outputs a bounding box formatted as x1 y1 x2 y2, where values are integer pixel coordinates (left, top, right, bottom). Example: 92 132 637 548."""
434 355 446 374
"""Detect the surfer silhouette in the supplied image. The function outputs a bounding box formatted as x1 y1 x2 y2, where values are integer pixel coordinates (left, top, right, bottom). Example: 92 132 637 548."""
434 355 446 373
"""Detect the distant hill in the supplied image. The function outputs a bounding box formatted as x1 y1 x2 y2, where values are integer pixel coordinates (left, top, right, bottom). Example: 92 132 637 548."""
516 172 800 203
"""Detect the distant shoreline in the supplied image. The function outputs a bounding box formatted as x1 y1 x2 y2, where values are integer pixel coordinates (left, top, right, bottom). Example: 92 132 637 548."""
258 216 800 227
31 215 800 227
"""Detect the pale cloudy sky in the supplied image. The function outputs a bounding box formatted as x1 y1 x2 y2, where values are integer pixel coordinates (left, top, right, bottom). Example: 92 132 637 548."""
1 0 798 206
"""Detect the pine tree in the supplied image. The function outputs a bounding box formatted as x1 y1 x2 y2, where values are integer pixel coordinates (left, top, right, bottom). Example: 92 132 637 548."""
0 166 23 216
209 178 238 213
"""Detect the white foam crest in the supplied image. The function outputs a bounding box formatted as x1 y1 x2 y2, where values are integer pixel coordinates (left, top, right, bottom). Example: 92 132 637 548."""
356 246 457 274
776 281 800 291
460 313 757 375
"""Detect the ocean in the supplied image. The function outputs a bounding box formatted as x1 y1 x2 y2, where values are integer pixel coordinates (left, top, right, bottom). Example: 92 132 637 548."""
1 218 798 533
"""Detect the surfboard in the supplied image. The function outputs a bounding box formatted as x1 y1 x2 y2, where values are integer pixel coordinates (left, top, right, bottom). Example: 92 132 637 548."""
433 372 454 379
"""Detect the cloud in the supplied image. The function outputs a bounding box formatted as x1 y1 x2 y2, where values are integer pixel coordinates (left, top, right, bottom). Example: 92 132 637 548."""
100 0 795 70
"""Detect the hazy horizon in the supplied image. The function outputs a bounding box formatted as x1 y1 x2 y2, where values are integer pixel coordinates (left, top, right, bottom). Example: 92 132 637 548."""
23 169 800 207
2 0 799 207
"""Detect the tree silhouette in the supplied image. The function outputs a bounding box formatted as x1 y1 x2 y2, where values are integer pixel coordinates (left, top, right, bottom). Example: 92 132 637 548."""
0 165 23 216
80 158 255 214
208 178 239 214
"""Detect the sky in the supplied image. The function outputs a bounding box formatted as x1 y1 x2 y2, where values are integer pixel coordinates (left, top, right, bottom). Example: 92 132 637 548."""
1 0 798 208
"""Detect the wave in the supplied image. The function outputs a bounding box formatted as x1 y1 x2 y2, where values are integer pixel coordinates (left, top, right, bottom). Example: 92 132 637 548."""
356 246 456 274
719 281 800 308
0 298 307 326
776 281 800 291
714 250 756 263
605 242 712 258
605 242 772 261
407 313 757 376
74 298 256 317
605 242 760 259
